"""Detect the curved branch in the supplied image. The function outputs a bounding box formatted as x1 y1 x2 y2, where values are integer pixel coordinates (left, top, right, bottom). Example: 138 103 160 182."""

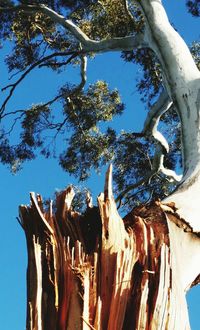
123 0 135 22
115 156 181 207
152 145 182 182
142 90 182 183
143 89 172 133
55 55 87 137
0 51 78 115
116 136 182 206
38 53 76 69
115 169 156 206
79 55 87 91
2 54 87 130
117 186 153 209
1 3 146 53
160 166 182 182
116 93 173 204
143 89 173 153
39 4 146 52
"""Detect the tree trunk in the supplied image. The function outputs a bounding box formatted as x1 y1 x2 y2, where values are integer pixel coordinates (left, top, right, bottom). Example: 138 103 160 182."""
19 166 200 330
139 0 200 232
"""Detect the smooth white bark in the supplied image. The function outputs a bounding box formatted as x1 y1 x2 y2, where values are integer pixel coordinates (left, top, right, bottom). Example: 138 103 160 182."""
167 218 200 291
39 4 146 52
136 0 200 231
0 3 146 52
140 1 200 173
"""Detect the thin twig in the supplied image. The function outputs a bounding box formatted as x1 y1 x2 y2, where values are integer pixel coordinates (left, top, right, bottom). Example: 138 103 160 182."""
38 53 77 68
117 186 154 209
123 0 135 22
4 112 25 136
136 146 153 170
115 169 156 205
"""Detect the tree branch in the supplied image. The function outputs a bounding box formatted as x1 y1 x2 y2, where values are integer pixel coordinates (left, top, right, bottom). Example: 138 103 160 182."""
115 148 182 207
152 144 182 182
38 53 76 69
0 51 78 116
39 4 145 52
115 169 156 206
143 90 172 138
142 89 182 183
160 165 182 182
116 90 181 204
0 3 146 53
2 112 25 136
143 89 173 153
123 0 135 22
1 54 87 137
79 55 87 91
117 186 153 209
53 55 87 138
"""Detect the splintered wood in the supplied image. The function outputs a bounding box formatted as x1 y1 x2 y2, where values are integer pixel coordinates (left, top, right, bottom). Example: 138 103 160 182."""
19 166 191 329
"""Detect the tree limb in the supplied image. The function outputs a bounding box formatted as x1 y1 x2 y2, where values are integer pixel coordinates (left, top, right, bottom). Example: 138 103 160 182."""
143 90 172 132
0 51 78 116
38 53 76 69
1 54 87 137
54 55 87 138
152 145 182 182
123 0 135 22
0 3 146 53
79 54 87 91
142 89 182 182
160 165 182 182
115 169 156 206
142 89 173 154
117 186 154 209
116 90 181 204
39 4 146 52
115 148 182 207
4 112 25 136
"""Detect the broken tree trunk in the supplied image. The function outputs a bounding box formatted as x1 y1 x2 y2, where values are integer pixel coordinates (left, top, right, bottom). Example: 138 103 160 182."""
19 166 200 329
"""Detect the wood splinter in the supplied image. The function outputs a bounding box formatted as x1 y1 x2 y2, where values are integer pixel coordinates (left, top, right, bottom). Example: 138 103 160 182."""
19 166 200 330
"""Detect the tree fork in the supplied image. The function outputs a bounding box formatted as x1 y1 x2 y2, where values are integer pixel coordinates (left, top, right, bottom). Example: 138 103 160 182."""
19 166 200 329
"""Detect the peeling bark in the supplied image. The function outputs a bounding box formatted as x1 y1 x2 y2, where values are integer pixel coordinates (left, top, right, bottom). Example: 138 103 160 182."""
19 167 200 329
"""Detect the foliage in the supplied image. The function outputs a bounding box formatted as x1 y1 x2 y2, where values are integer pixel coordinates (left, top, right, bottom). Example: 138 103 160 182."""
186 0 200 17
59 81 123 180
0 1 198 210
122 48 162 106
190 41 200 69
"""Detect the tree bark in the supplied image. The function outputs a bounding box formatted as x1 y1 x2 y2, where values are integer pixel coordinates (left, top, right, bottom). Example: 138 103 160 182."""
19 166 200 330
138 0 200 231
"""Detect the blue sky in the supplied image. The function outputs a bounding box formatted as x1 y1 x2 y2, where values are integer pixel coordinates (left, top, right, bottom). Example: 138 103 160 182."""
0 2 199 329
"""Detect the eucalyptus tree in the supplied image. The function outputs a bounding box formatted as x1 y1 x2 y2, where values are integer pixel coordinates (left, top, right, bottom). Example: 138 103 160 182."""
0 1 200 329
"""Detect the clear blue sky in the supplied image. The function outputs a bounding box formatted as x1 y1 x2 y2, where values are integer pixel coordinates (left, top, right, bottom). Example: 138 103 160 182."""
0 2 199 329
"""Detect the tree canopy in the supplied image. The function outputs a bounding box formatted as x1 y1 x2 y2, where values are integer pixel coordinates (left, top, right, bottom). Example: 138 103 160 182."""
0 0 199 210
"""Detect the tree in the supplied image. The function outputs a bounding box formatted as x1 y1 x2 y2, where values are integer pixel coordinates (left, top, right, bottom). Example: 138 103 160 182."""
0 0 200 329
